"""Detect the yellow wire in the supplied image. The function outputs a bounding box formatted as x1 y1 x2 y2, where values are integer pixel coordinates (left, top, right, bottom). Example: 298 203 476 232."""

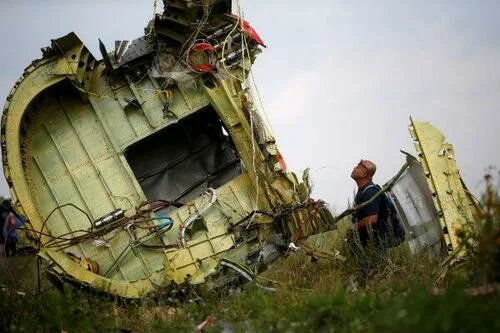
225 2 275 138
230 1 263 216
239 3 248 81
70 77 172 106
220 1 244 82
241 28 276 138
249 72 276 137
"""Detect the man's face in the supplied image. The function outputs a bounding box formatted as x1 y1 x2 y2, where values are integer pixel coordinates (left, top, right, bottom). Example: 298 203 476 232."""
351 160 369 180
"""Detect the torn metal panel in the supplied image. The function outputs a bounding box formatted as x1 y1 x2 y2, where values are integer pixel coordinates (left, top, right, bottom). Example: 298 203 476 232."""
330 120 480 260
1 1 334 298
114 37 153 67
389 154 448 258
409 118 480 251
124 106 243 204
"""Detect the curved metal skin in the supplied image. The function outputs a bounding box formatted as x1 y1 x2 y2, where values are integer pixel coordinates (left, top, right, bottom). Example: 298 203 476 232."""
409 118 480 252
1 1 334 298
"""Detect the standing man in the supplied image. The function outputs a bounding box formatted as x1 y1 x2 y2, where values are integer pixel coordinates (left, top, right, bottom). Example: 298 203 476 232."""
347 160 392 269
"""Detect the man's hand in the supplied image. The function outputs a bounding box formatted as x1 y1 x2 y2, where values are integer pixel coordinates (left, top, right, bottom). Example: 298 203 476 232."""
355 214 378 230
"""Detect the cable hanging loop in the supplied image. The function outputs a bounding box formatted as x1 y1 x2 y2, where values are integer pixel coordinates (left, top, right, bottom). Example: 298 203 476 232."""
186 42 217 73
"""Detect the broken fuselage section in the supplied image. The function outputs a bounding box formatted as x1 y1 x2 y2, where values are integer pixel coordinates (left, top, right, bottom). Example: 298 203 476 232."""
1 1 334 298
382 119 480 259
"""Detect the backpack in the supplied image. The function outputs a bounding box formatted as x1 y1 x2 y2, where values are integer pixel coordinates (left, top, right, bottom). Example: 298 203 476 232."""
362 184 406 248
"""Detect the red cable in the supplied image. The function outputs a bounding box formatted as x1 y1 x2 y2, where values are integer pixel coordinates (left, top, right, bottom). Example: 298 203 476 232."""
188 42 216 72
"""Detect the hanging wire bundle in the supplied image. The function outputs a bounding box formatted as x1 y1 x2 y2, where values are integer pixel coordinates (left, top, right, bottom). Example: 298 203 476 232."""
20 199 184 253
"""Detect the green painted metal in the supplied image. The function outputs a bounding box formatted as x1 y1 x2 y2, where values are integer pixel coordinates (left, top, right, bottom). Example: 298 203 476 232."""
409 118 480 252
1 2 334 298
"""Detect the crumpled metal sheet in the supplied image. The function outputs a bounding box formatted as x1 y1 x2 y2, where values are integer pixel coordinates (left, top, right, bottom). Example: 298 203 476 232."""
409 118 480 251
114 37 153 67
389 154 447 258
1 0 335 299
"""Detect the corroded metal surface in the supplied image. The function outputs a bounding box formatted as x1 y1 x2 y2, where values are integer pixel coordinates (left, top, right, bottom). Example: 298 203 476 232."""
409 118 480 251
1 1 334 298
389 154 447 258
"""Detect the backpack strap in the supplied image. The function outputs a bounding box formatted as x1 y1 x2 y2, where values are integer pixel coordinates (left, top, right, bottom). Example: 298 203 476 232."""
361 184 378 195
361 184 392 212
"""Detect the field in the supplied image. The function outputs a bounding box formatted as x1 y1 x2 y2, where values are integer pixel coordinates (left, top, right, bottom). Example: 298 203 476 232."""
1 183 499 333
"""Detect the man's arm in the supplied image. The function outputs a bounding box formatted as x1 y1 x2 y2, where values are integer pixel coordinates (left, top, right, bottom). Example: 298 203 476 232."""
354 214 378 229
353 187 381 229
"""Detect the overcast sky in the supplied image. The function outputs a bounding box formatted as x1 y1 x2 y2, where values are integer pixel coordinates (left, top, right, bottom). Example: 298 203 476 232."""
0 1 499 212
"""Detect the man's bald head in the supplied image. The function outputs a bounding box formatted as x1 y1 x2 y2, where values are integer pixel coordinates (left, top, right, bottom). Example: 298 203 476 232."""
351 159 377 182
361 160 376 179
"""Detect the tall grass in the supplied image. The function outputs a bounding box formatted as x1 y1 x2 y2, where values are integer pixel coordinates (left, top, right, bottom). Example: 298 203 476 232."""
1 178 499 332
455 172 500 285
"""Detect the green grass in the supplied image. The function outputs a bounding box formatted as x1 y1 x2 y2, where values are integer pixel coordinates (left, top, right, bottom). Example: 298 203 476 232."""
1 205 499 332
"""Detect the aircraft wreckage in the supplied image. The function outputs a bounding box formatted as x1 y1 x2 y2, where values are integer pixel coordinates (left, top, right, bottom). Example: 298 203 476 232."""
1 1 479 298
